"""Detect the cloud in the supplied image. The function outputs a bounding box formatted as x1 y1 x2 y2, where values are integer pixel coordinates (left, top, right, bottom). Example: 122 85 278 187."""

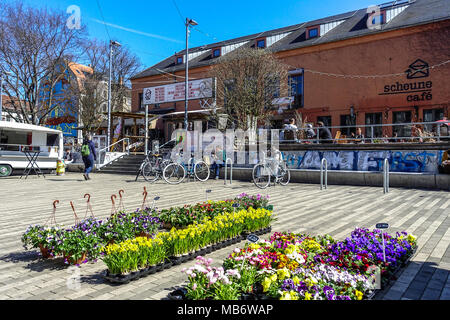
91 18 183 44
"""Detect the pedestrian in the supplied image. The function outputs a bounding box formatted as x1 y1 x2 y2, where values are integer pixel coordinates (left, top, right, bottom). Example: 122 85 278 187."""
81 133 97 180
305 123 316 139
317 121 333 143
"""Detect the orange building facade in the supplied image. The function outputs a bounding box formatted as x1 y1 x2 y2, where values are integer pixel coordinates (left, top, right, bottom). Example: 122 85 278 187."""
131 0 450 142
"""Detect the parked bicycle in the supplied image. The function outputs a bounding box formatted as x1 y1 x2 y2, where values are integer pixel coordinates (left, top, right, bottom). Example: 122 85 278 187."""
252 151 290 189
135 152 171 182
162 152 210 184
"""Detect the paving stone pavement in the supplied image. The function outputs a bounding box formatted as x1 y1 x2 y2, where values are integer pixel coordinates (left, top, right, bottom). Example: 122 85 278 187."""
0 172 449 300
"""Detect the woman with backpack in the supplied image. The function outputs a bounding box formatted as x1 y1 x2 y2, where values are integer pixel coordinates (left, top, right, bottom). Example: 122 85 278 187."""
81 133 97 180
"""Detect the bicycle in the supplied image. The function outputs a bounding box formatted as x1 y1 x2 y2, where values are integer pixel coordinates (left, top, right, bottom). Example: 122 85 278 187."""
162 152 210 184
252 151 290 189
135 152 171 182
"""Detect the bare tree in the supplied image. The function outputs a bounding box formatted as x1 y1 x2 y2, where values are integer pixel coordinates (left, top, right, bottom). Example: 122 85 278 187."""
208 47 288 131
80 39 142 113
0 1 86 124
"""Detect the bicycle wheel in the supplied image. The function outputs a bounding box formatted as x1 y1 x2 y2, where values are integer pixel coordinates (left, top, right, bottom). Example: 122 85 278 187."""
163 163 186 184
279 164 291 186
252 163 270 189
142 161 159 183
194 161 210 182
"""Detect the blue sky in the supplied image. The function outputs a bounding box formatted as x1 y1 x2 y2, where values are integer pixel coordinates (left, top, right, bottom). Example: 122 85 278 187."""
9 0 379 70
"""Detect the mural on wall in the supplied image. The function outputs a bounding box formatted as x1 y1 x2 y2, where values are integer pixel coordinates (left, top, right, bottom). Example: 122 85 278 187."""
281 150 444 173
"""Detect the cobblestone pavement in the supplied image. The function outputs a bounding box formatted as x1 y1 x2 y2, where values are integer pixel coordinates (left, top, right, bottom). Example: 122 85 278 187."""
0 172 449 300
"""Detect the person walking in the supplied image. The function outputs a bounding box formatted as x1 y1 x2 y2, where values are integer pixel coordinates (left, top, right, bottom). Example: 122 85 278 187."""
317 121 333 143
81 133 97 180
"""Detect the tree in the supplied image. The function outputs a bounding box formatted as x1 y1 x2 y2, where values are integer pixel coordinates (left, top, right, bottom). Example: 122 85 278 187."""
208 47 288 131
80 39 141 113
0 1 86 124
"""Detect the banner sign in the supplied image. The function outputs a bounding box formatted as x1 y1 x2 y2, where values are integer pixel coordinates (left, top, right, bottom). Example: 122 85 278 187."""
143 78 214 105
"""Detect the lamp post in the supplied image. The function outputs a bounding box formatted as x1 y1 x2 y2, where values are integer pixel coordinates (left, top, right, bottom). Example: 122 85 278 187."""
0 71 13 121
184 18 198 134
107 40 121 147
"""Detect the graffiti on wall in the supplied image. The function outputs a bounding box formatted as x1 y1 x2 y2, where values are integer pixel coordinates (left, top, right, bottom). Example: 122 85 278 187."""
281 150 444 173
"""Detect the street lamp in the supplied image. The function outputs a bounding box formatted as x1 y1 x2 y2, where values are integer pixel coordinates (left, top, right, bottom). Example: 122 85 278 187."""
184 18 198 133
0 71 13 121
107 40 121 147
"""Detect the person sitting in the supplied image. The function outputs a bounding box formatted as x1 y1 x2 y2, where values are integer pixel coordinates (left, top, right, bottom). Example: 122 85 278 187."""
317 121 333 144
305 124 316 139
351 128 365 144
283 118 298 142
210 145 225 180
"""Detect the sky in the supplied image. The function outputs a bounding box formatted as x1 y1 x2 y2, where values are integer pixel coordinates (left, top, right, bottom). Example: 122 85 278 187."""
5 0 380 71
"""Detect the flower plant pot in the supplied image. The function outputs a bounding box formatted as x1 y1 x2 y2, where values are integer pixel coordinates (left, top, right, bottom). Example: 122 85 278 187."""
104 271 132 284
163 259 173 269
171 256 183 265
167 288 188 301
130 270 140 280
148 266 157 274
155 263 164 272
63 252 87 265
206 246 213 254
38 244 53 259
240 293 257 301
225 239 232 246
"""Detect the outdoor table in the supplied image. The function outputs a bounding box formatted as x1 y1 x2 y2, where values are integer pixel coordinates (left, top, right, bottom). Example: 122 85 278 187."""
20 150 45 179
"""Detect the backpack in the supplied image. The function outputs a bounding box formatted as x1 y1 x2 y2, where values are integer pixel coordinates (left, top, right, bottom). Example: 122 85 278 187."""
81 143 90 157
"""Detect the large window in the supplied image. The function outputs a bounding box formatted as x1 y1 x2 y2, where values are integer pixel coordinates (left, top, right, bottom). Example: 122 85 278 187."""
138 93 144 110
393 111 412 138
288 74 304 108
365 112 383 138
423 108 444 133
340 114 356 136
317 116 332 128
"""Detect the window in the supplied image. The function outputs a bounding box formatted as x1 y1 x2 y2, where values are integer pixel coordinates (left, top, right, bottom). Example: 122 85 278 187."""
308 28 318 38
317 116 331 128
423 108 444 133
176 56 183 64
340 115 356 137
213 48 221 57
288 74 304 108
138 93 144 110
365 112 383 138
256 39 266 49
372 13 385 25
393 111 412 138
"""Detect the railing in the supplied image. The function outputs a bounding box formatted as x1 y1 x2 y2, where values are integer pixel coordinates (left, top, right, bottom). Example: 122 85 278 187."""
279 120 450 144
224 157 233 185
320 158 328 190
96 138 130 170
383 158 390 194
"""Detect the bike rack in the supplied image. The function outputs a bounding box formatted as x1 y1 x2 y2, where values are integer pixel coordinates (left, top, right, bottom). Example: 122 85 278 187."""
383 158 390 194
320 158 328 190
224 158 233 185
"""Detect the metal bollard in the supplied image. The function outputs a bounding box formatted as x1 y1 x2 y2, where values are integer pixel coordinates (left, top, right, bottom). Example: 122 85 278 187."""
320 158 328 190
383 158 390 194
224 158 233 185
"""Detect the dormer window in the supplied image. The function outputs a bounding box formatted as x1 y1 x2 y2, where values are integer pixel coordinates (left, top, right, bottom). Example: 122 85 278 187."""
176 56 183 64
371 11 385 25
308 28 319 38
256 39 266 49
212 48 221 58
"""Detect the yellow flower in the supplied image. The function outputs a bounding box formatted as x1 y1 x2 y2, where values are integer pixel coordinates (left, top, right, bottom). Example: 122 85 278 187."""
293 276 300 286
262 277 272 292
304 292 312 300
277 268 290 281
355 290 363 300
270 273 278 282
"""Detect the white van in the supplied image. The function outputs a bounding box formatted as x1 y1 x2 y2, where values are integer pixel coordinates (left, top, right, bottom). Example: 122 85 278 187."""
0 121 63 177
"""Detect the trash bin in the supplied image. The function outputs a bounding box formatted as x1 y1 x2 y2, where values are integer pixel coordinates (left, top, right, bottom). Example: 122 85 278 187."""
56 160 65 176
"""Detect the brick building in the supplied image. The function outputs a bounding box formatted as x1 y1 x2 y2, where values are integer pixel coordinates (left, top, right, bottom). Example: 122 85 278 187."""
131 0 450 142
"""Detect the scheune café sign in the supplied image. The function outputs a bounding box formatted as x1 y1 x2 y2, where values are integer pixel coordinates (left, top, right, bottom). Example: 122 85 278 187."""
379 59 433 102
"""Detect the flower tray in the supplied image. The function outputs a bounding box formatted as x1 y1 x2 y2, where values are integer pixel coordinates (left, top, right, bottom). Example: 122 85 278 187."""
103 260 168 284
365 247 417 300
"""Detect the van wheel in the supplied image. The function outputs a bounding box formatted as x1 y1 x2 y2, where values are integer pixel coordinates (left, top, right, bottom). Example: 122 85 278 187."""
0 165 12 177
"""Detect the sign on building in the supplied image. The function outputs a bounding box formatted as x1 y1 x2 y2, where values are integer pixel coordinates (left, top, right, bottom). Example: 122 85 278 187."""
143 78 214 105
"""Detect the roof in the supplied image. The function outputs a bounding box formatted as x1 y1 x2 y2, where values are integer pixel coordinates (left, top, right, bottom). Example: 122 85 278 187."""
132 0 450 80
0 121 63 134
